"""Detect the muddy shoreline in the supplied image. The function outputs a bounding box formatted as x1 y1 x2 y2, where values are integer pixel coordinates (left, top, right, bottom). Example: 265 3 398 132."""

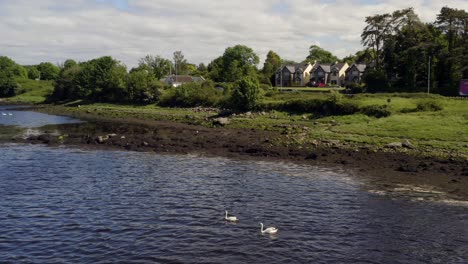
4 113 467 201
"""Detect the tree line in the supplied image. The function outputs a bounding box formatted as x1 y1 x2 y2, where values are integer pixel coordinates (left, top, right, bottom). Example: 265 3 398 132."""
0 6 466 106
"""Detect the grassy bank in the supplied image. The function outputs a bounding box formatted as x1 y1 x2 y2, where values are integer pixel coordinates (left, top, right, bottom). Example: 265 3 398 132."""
3 89 467 160
6 79 54 104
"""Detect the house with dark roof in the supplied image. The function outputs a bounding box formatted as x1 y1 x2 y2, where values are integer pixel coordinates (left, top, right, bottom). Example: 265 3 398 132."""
163 75 205 87
345 64 367 84
329 62 349 86
309 64 332 85
275 62 315 87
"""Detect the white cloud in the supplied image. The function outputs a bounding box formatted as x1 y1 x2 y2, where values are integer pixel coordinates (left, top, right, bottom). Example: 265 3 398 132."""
0 0 467 68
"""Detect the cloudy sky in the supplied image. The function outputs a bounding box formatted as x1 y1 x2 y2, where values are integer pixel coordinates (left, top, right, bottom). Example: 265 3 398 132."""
1 0 467 68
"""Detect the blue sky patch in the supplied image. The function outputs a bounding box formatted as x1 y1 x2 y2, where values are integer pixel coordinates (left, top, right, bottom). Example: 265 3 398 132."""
271 1 291 15
95 0 129 11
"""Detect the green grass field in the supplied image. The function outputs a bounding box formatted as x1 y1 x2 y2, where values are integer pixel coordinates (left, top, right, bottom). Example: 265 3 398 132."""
4 85 467 158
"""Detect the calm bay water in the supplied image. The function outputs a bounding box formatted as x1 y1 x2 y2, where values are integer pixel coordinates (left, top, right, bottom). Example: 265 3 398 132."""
0 105 81 128
0 144 467 264
0 106 467 263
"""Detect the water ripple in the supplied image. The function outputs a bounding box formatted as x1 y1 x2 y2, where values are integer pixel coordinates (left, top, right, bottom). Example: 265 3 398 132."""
0 144 466 263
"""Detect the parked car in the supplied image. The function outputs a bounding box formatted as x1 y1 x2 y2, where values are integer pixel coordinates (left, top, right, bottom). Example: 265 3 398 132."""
307 81 326 87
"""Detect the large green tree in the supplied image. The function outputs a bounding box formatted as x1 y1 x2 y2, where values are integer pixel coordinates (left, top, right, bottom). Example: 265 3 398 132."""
173 51 190 75
435 7 468 95
27 66 41 80
208 45 259 82
53 56 127 101
361 8 418 70
137 55 172 80
37 62 60 80
261 50 281 85
305 45 339 64
127 69 162 103
52 64 82 100
0 56 19 97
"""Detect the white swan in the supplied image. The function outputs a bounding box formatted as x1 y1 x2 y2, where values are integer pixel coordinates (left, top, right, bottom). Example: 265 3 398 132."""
260 223 278 234
1 113 6 116
224 210 238 222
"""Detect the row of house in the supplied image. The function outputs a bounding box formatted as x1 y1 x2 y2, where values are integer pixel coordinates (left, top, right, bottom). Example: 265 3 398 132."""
161 62 367 88
275 61 367 87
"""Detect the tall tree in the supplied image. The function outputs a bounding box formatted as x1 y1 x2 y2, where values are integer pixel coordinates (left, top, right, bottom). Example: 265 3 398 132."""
173 51 188 75
63 59 77 70
305 45 338 64
37 62 60 80
361 8 417 70
27 66 41 80
72 56 127 101
208 45 259 82
435 7 468 95
0 56 19 97
342 49 375 64
261 50 281 85
138 55 173 80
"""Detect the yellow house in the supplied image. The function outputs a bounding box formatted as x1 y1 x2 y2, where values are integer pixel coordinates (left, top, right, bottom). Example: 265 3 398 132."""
275 62 315 87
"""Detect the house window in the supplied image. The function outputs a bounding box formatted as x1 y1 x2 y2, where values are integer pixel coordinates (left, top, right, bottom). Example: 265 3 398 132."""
332 71 337 76
331 80 337 85
318 71 324 77
353 70 358 75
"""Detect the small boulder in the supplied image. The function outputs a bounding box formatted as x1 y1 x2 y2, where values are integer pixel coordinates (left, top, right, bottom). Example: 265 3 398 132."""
386 142 403 148
402 140 414 149
96 135 109 144
212 117 230 126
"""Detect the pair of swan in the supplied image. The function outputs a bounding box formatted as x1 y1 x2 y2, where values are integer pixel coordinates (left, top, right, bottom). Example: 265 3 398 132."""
224 210 278 234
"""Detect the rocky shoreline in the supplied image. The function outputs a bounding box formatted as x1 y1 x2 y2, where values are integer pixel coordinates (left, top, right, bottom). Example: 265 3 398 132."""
6 114 468 201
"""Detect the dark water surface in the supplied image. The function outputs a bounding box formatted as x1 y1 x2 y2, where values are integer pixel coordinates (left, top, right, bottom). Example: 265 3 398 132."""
0 144 466 264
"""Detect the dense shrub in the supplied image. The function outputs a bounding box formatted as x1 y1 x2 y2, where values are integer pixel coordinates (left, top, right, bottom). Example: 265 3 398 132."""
400 98 444 113
272 97 360 117
225 77 261 112
415 99 444 111
360 104 392 118
346 83 366 94
0 77 19 97
159 81 222 107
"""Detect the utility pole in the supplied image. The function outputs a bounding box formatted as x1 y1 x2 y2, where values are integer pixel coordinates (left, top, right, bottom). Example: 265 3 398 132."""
427 56 431 94
280 67 282 88
174 60 177 84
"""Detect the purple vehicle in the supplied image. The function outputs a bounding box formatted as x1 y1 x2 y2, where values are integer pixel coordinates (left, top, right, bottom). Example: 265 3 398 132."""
460 79 468 96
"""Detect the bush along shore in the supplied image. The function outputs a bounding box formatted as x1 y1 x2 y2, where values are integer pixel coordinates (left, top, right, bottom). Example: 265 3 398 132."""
3 92 466 201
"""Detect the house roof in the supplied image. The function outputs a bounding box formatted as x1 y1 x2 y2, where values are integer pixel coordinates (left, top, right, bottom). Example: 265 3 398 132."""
170 75 194 83
331 63 347 71
284 66 296 73
166 75 205 83
294 63 310 71
278 63 312 73
311 64 331 73
348 64 367 72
